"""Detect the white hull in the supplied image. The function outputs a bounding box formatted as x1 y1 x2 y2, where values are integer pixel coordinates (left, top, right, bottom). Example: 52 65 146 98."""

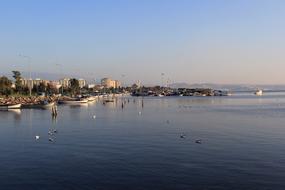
0 103 21 109
254 90 263 96
60 100 88 104
87 96 97 102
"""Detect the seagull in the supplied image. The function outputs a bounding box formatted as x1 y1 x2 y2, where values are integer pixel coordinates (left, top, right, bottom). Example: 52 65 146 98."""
93 115 96 119
138 111 142 115
35 135 40 140
49 138 54 142
180 134 186 138
195 139 202 144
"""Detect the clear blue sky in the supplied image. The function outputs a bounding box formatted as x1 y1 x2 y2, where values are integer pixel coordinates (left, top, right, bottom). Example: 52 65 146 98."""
0 0 285 84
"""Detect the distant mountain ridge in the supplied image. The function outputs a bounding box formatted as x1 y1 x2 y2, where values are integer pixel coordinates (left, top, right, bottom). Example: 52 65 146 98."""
169 83 285 91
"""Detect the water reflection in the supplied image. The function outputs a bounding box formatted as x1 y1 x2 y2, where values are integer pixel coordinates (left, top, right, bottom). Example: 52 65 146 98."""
0 109 22 123
1 94 285 189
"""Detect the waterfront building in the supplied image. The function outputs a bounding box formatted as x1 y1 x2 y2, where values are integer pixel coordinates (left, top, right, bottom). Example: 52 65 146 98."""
59 78 71 88
49 81 61 90
78 79 86 88
101 78 121 88
20 78 34 89
87 84 95 89
32 78 49 87
114 80 121 88
101 78 112 88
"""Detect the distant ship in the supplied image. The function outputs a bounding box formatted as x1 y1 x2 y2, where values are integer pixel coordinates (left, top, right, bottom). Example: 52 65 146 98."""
254 89 263 96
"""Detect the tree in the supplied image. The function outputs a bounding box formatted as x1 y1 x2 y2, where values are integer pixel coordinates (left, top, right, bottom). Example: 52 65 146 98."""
0 76 12 95
69 78 80 95
38 82 47 93
12 71 22 93
46 83 57 95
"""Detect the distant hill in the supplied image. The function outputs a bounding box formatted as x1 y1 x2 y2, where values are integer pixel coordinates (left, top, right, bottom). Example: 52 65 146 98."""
169 83 285 91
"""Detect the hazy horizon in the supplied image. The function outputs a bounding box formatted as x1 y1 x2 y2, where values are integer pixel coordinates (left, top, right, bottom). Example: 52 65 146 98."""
1 0 285 85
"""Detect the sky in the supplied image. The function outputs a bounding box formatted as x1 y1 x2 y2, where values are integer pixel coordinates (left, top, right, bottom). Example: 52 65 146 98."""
0 0 285 85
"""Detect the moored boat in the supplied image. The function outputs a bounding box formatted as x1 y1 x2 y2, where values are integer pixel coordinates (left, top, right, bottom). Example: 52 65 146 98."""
254 89 263 96
104 99 115 103
59 98 88 104
86 96 97 102
0 103 22 110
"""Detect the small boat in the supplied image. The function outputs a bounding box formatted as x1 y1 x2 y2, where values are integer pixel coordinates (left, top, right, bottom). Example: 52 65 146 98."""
59 98 88 105
254 89 263 96
0 103 22 110
104 99 115 103
86 96 97 102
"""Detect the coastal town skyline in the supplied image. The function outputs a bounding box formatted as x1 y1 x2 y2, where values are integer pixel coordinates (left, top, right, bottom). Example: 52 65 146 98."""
1 0 285 84
1 1 285 189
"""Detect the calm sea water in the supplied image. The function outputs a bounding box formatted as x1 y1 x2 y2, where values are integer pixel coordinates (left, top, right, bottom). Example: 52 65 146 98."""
1 93 285 190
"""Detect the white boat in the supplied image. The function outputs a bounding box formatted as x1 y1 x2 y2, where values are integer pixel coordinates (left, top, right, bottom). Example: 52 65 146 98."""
59 99 88 104
254 89 263 96
87 96 97 102
104 98 115 103
0 103 21 110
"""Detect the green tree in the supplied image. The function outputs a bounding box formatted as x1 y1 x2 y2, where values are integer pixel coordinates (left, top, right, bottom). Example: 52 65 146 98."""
69 78 80 95
0 76 12 95
38 82 47 93
12 71 22 93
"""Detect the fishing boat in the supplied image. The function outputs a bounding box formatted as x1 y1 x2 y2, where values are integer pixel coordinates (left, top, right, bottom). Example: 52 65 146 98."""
0 103 21 110
59 98 88 105
254 89 263 96
104 98 115 103
83 95 97 102
22 101 55 109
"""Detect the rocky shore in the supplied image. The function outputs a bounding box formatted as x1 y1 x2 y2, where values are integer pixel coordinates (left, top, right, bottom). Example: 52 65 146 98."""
0 96 58 105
